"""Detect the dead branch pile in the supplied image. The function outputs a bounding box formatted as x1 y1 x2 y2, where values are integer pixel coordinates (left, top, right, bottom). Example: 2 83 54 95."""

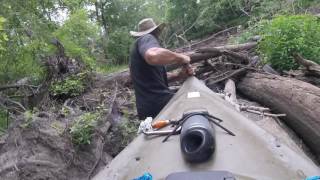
186 43 320 162
1 29 320 180
183 42 320 161
97 34 320 161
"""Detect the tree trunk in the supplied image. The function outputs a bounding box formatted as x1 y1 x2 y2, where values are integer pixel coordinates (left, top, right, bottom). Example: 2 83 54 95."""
237 72 320 161
93 70 131 88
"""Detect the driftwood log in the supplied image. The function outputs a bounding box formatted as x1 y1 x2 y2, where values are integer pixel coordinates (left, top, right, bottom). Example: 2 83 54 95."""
224 79 238 107
223 79 286 117
93 70 131 88
237 72 320 160
293 53 320 77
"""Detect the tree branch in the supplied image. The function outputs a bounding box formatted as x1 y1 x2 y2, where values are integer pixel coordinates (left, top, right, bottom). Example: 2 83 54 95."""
0 84 38 91
167 42 257 71
293 53 320 77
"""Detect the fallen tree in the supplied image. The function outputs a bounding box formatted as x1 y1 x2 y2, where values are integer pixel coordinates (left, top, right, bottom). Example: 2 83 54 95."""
237 72 320 161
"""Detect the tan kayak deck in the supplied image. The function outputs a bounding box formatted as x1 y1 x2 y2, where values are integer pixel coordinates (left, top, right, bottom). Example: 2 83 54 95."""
94 77 320 180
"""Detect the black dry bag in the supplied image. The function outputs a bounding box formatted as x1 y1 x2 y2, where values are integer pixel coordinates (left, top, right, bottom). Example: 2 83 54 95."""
180 114 215 163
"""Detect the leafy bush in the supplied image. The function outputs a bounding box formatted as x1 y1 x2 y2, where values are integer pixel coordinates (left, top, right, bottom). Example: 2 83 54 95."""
0 17 46 84
199 0 249 29
164 0 319 48
106 27 133 65
20 110 35 128
229 19 269 44
105 117 140 156
0 109 7 133
70 112 99 145
0 17 7 51
258 15 320 71
50 72 88 97
53 9 100 68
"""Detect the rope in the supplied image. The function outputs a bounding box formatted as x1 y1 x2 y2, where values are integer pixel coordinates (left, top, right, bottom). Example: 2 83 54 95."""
162 111 235 143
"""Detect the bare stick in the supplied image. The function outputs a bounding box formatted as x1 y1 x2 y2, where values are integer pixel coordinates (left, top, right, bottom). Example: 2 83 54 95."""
240 105 270 112
224 79 238 109
207 68 247 85
293 53 320 77
196 42 257 53
205 70 234 83
0 84 38 91
0 95 26 111
246 109 286 117
175 26 237 52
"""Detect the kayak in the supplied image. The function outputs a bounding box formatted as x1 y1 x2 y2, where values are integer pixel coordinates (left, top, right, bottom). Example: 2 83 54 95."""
94 77 320 180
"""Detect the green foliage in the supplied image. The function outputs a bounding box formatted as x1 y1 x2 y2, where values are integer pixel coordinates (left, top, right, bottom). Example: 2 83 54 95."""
258 15 320 71
50 72 88 97
0 109 8 133
61 0 87 12
165 0 200 31
95 0 165 65
198 0 249 31
0 17 7 51
105 116 140 156
54 9 100 68
0 0 318 84
106 27 133 65
20 110 35 128
0 0 56 84
118 118 139 141
164 0 251 45
0 37 47 84
70 112 99 145
164 0 319 48
229 20 269 44
164 0 201 45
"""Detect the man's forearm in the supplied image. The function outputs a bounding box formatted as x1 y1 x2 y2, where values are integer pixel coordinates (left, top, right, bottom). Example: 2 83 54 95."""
145 47 188 65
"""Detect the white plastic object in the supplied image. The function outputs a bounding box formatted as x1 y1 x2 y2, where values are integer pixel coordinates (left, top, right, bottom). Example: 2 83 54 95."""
187 92 201 98
137 117 153 134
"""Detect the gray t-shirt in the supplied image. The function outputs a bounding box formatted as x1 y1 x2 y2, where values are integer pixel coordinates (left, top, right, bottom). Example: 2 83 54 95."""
129 34 174 119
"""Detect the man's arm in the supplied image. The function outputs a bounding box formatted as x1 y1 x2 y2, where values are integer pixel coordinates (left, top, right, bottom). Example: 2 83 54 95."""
144 47 190 66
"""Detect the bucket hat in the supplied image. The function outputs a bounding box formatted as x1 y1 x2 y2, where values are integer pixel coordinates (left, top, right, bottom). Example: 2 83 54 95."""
130 18 164 37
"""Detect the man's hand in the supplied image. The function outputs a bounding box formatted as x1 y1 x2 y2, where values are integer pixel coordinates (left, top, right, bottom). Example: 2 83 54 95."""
167 64 195 81
179 53 191 64
178 64 195 79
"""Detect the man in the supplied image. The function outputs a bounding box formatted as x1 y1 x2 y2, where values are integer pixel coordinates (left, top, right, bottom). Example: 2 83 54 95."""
129 18 194 120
